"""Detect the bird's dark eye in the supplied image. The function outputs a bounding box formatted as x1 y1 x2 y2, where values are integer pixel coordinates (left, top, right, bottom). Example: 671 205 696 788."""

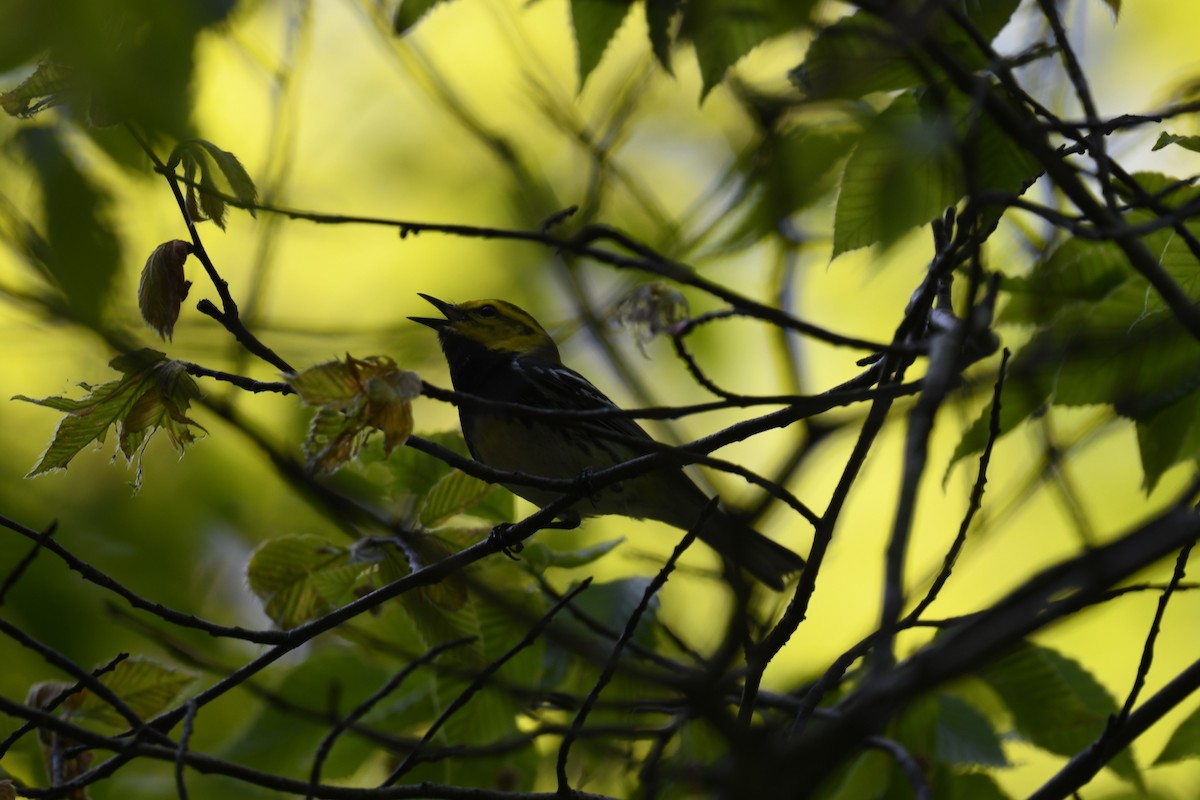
477 304 498 318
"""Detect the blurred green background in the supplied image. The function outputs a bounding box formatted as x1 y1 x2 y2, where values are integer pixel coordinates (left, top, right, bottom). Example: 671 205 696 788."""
1 0 1199 795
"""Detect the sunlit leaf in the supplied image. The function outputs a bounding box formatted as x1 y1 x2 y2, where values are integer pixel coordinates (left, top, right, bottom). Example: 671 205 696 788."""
137 240 193 340
72 657 196 728
289 355 421 474
16 349 204 487
247 535 361 629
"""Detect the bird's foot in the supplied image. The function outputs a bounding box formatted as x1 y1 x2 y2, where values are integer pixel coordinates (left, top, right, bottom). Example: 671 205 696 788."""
488 523 524 560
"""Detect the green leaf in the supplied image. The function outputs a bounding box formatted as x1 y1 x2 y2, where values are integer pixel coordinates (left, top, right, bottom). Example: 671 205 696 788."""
16 349 204 487
1154 701 1200 765
645 0 680 73
166 139 258 227
419 469 498 528
833 87 1039 257
936 694 1008 767
1136 392 1200 492
979 642 1142 788
72 656 196 728
15 127 121 328
833 92 960 256
246 535 362 629
794 0 1023 101
570 0 636 91
683 0 818 99
1152 132 1200 154
999 239 1130 325
393 0 454 34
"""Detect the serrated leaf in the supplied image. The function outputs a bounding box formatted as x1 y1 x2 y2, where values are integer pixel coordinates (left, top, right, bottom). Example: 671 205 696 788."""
72 656 196 728
685 0 818 99
999 239 1129 325
1152 132 1200 153
166 139 257 226
979 642 1142 788
833 87 1039 257
289 355 421 474
1154 701 1200 765
198 165 227 229
645 0 680 73
16 349 204 487
1136 392 1200 492
247 535 361 629
0 61 72 117
833 92 960 256
138 239 193 340
936 694 1008 767
570 0 636 91
393 0 453 34
794 0 1022 101
420 469 496 528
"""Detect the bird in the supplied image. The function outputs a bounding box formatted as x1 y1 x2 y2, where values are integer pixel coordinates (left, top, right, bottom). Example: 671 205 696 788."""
410 294 804 589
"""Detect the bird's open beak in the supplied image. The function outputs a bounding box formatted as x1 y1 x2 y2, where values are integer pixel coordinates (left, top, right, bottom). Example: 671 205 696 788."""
409 293 460 330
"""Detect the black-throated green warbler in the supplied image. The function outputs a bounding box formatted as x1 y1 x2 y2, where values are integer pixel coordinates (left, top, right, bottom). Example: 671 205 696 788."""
411 294 804 589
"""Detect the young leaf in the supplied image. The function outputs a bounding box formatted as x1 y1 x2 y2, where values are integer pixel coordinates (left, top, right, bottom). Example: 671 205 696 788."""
246 535 361 629
71 657 196 728
16 349 204 487
0 61 72 117
137 240 193 340
1154 701 1200 765
165 138 258 227
288 355 421 474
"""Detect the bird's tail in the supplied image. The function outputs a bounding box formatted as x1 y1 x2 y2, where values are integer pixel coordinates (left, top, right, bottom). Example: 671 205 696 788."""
698 510 805 591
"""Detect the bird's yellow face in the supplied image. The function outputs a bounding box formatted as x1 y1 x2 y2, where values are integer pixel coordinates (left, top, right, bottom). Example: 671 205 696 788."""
410 294 560 362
